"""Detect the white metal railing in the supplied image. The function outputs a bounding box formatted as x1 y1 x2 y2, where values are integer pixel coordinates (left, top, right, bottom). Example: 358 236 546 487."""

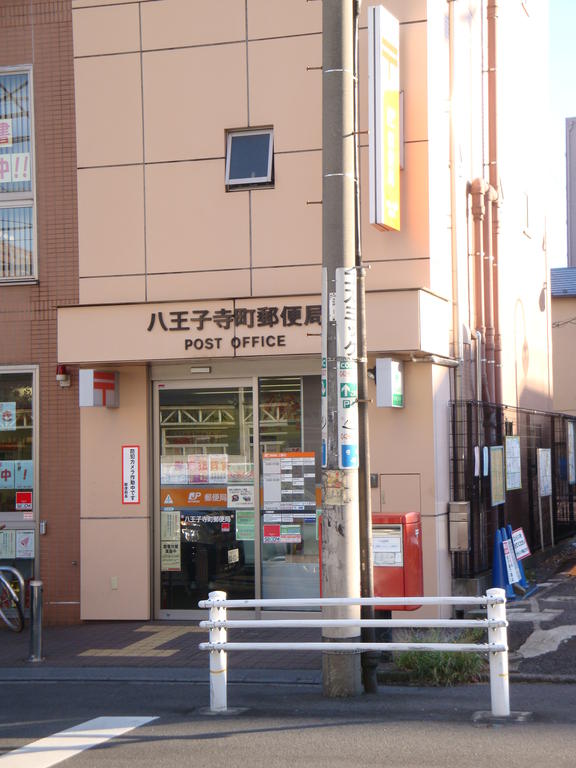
198 588 510 717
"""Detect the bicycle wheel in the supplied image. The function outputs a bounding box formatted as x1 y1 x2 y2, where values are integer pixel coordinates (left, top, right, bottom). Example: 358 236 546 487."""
0 575 24 632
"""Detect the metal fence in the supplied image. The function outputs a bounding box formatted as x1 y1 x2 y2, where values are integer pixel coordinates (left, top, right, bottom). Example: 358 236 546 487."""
199 590 510 718
450 400 576 579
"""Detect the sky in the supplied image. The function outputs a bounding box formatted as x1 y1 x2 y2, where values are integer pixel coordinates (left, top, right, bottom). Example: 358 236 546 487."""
548 0 576 266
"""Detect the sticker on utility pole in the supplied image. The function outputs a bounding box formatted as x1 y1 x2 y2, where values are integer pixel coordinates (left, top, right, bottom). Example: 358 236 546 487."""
336 268 358 469
321 268 328 467
122 445 140 504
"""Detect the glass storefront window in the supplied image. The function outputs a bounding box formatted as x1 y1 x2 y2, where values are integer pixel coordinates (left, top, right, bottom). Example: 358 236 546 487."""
260 377 321 605
157 376 322 615
0 371 34 579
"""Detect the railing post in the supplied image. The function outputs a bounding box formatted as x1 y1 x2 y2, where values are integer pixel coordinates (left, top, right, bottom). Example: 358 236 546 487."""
209 590 228 713
486 587 509 717
27 580 44 663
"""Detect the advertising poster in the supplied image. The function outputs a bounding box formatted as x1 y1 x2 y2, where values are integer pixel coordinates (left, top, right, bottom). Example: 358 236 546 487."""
0 460 14 489
489 446 505 506
0 402 16 431
15 530 34 559
187 455 209 484
160 540 181 572
208 455 228 484
227 485 254 508
15 491 32 511
235 510 255 541
14 460 33 488
161 461 188 485
505 436 522 490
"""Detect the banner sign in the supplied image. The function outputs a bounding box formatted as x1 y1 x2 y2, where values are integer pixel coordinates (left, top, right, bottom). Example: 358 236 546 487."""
368 5 401 231
122 445 140 504
336 267 359 469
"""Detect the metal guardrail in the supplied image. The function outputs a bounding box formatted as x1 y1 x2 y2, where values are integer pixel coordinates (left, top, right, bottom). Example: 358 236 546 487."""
198 588 510 717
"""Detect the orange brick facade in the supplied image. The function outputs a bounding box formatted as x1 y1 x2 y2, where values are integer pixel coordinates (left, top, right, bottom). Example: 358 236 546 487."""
0 0 79 624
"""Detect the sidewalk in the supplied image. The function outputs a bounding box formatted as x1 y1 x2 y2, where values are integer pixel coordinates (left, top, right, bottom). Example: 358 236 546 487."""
1 535 575 684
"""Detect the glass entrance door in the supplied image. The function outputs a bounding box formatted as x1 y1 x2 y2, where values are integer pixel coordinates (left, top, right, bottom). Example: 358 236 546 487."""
158 384 255 612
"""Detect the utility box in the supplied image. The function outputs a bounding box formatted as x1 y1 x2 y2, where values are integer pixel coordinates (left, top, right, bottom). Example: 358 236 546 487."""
448 501 471 552
372 512 423 610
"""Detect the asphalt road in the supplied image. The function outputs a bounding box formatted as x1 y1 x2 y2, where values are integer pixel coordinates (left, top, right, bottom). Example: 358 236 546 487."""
1 681 576 768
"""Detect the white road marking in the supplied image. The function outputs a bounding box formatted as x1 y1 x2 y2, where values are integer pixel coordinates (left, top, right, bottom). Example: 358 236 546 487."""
0 716 158 767
516 625 576 658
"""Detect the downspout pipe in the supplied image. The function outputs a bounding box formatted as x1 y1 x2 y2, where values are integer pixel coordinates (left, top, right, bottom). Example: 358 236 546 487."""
483 185 498 404
487 0 502 403
469 178 489 402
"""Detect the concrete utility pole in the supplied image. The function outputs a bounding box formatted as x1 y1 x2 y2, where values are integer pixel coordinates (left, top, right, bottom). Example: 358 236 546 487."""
321 0 362 697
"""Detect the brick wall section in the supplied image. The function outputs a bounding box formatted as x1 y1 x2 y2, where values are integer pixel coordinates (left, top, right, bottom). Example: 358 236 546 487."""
0 0 80 624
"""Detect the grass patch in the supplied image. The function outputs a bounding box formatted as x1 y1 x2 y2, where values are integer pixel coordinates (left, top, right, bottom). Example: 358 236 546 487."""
392 628 488 686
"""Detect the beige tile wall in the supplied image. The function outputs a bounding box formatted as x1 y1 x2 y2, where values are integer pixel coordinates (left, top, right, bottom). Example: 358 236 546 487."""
72 1 432 305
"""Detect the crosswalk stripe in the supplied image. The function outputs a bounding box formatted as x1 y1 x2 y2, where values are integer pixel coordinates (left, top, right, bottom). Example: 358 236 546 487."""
0 716 158 767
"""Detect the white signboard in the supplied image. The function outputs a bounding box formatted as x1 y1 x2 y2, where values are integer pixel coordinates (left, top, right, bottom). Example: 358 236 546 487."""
122 445 140 504
537 448 552 497
502 539 522 584
321 269 328 467
372 527 403 567
505 436 522 490
511 528 531 561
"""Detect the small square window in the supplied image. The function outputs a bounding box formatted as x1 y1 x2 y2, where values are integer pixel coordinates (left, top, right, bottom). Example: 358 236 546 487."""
225 128 273 188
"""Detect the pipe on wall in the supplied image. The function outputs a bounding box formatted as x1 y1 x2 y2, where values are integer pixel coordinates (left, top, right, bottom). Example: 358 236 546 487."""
486 0 502 404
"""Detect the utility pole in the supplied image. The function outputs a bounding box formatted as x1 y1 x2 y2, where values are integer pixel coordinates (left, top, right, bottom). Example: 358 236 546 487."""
321 0 362 697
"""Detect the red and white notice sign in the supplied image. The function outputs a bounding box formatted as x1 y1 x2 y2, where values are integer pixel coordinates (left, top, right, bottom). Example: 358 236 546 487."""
15 491 32 511
122 445 140 504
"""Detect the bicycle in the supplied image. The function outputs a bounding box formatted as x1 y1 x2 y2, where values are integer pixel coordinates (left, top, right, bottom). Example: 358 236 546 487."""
0 569 24 633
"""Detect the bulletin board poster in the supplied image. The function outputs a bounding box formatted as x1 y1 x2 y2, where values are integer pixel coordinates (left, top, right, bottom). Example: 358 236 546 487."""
505 436 522 491
0 529 16 558
15 530 34 559
537 448 552 498
161 540 181 572
568 421 576 485
161 509 180 541
489 445 505 506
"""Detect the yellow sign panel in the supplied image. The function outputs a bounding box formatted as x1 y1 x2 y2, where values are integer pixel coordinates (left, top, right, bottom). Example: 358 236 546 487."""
368 7 400 231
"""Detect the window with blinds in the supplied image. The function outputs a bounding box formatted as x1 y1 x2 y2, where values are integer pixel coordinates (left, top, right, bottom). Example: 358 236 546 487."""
0 69 35 281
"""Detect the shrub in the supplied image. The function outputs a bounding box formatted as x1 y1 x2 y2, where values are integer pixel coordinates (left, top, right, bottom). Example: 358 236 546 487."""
392 628 488 686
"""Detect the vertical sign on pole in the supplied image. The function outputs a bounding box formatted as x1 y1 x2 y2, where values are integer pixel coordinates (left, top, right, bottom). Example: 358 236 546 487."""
368 5 400 231
537 447 553 548
336 267 359 469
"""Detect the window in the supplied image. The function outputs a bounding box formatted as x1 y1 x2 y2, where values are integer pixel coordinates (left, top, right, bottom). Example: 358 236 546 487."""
0 69 35 281
225 128 274 188
0 369 36 578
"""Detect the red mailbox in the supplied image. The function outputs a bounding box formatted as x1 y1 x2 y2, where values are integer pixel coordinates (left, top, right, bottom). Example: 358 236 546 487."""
372 512 423 610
